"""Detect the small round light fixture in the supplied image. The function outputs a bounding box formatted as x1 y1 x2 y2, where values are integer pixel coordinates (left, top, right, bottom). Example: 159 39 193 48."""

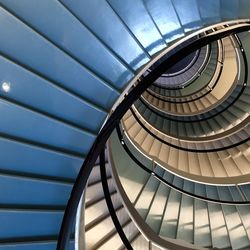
2 82 11 93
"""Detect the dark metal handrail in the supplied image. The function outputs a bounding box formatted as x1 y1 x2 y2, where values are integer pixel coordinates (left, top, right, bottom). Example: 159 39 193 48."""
146 45 222 103
151 43 213 89
129 107 250 153
115 125 250 205
147 36 242 104
156 48 202 77
142 34 248 123
57 23 250 250
99 150 134 250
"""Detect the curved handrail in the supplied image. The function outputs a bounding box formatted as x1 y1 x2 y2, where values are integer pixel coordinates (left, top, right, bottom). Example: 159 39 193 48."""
115 125 250 205
147 36 241 103
157 48 201 77
151 42 214 90
151 48 204 88
108 132 210 250
99 150 133 250
146 43 222 102
129 107 250 153
134 97 250 142
56 23 250 250
141 34 248 123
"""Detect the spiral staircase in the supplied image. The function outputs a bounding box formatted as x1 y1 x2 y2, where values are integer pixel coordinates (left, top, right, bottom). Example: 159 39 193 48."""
0 1 250 250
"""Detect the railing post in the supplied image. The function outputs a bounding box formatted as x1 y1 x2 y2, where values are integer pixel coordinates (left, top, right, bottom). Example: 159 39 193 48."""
152 160 156 172
149 240 152 250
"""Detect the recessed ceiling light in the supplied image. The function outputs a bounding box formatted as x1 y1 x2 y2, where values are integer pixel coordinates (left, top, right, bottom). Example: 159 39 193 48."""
2 82 11 93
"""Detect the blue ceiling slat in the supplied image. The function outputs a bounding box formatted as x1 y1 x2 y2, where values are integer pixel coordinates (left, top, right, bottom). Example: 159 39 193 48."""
61 0 150 70
0 210 63 239
0 0 134 90
239 0 250 18
0 175 72 206
0 56 107 133
143 0 184 43
220 0 239 20
197 0 221 25
0 241 75 250
0 137 82 180
172 0 203 32
107 0 167 55
0 8 119 109
0 100 95 155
